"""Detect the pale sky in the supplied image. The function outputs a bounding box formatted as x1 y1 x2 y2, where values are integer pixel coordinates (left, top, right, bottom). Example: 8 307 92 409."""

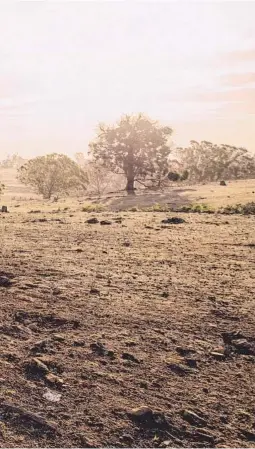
0 1 255 159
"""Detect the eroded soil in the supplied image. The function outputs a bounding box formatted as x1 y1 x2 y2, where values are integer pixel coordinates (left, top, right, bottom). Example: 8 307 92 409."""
0 209 255 447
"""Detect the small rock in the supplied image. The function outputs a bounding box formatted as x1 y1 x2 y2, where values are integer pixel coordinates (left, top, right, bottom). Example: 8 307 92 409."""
182 409 207 427
176 346 196 356
232 339 255 355
1 206 8 213
52 287 61 295
125 340 137 347
240 429 255 441
122 353 140 363
129 406 153 421
90 287 100 295
114 217 123 223
43 389 62 402
100 220 112 225
0 276 12 287
73 339 85 347
52 334 65 342
90 342 115 358
167 362 195 375
33 218 47 223
161 291 169 298
87 217 99 224
185 358 198 368
220 180 227 186
45 373 64 387
123 240 131 247
161 217 186 224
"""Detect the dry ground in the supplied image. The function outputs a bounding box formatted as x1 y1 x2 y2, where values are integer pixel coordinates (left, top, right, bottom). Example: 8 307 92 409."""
0 200 255 448
1 167 255 210
0 170 255 447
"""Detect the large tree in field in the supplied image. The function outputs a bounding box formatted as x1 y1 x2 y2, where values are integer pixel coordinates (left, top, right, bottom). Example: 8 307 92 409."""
89 114 173 194
17 153 88 199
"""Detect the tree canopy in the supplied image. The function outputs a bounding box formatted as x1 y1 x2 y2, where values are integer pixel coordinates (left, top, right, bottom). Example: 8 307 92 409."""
89 114 173 193
175 141 255 183
17 153 88 199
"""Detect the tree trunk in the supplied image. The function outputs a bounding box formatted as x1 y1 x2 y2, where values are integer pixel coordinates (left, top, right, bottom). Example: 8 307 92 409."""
126 177 135 195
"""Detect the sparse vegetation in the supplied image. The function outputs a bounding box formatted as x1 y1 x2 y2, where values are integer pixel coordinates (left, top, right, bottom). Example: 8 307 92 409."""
82 202 106 213
75 154 125 196
177 203 215 213
219 201 255 215
17 153 88 199
141 203 171 212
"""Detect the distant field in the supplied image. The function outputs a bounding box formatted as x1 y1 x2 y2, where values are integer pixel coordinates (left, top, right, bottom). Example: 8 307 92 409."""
1 167 255 210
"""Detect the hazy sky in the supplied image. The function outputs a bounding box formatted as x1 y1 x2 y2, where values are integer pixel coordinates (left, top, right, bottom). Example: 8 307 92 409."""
1 1 255 159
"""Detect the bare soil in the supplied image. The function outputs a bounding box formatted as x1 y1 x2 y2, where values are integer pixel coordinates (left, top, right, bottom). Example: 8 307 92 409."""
0 204 255 448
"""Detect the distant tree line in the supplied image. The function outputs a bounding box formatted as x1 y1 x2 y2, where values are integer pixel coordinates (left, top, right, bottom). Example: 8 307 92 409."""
174 140 255 183
0 153 27 169
1 113 254 199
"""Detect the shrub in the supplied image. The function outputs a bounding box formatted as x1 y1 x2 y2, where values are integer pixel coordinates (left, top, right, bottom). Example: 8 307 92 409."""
82 203 106 213
219 202 255 215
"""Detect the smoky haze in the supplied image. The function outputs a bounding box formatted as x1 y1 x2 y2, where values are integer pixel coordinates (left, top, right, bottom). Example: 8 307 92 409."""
0 1 255 159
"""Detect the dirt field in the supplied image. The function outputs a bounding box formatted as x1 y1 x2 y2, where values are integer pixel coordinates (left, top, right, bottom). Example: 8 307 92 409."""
0 170 255 447
0 192 255 448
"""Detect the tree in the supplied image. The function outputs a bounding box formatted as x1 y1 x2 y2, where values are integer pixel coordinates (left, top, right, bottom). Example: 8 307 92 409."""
0 153 27 169
0 183 4 197
89 114 173 194
17 153 88 199
175 140 255 183
74 153 125 196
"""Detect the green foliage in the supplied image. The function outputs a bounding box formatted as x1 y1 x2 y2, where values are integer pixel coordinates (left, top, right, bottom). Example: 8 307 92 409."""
17 153 88 199
219 202 255 215
178 203 215 213
89 114 173 193
82 202 106 212
176 140 255 183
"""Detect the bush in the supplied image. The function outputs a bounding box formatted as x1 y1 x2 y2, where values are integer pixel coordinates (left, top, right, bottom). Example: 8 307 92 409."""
219 202 255 215
82 203 106 213
18 153 88 199
177 203 215 213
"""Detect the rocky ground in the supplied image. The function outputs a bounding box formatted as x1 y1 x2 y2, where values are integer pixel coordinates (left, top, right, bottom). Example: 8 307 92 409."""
0 207 255 448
